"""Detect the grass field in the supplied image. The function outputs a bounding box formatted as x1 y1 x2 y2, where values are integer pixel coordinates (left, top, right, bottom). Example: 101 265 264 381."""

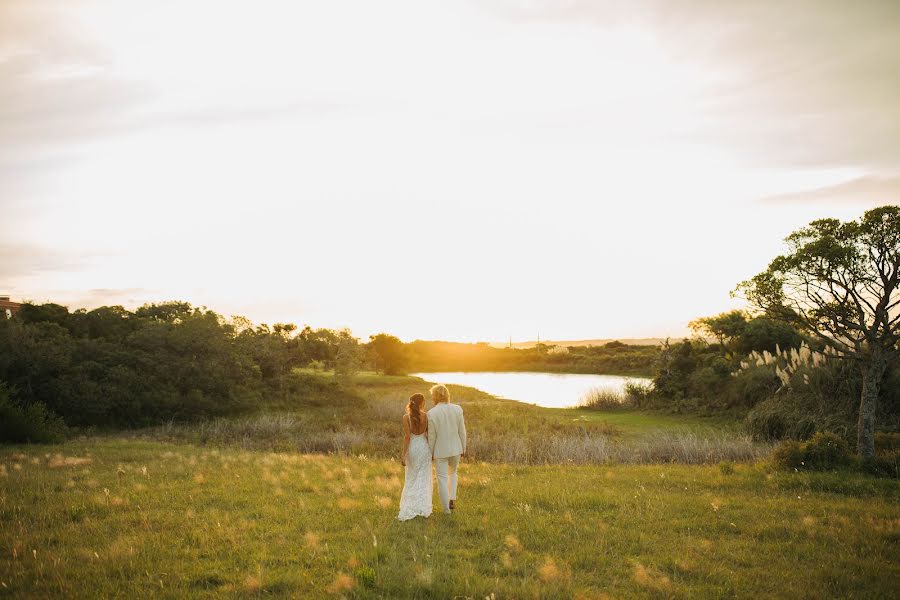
1 439 898 598
131 373 764 466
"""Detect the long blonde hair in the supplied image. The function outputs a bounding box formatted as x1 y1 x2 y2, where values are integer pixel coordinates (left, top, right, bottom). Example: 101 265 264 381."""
430 384 450 404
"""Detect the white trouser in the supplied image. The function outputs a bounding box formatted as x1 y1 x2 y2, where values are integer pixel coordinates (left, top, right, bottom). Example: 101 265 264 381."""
434 455 460 513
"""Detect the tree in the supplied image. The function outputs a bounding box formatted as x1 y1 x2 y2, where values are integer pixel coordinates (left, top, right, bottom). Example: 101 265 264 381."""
652 339 697 412
273 323 298 338
368 333 408 375
736 315 802 354
135 301 194 323
333 330 362 379
689 310 748 350
736 205 899 459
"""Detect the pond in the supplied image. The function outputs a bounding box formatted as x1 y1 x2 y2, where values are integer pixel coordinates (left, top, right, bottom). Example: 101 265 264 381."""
411 371 652 409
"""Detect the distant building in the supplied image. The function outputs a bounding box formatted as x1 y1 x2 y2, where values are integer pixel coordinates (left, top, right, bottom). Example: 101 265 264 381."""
1 296 21 319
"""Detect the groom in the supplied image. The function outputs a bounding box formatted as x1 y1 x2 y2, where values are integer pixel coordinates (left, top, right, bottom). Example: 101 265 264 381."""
426 384 467 514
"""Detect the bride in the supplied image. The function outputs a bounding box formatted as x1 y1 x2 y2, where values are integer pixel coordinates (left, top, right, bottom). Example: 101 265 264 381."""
397 393 433 521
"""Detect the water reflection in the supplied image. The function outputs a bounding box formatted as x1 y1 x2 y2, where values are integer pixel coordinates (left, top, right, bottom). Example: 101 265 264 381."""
412 371 652 409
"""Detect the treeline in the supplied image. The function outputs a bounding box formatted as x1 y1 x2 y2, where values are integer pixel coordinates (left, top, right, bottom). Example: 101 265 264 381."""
0 301 362 436
0 299 660 441
630 206 900 465
630 310 900 443
404 339 658 376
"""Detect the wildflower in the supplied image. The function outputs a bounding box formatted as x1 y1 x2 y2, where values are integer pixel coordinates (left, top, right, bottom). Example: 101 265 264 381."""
337 497 360 510
326 573 354 594
504 534 522 553
538 557 561 582
416 566 433 585
304 532 320 550
633 562 671 592
243 575 262 593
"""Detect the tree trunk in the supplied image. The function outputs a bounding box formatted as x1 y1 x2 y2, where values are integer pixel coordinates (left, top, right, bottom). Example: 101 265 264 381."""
857 352 887 460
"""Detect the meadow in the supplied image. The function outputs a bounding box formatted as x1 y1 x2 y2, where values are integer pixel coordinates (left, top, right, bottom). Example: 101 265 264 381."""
130 373 766 467
2 374 897 598
2 438 898 599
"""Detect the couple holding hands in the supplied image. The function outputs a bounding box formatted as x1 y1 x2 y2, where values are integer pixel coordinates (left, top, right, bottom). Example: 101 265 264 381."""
397 384 467 521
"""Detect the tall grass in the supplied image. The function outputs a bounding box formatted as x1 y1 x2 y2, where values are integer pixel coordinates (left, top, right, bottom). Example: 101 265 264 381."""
138 415 374 454
127 376 767 465
469 430 769 465
136 408 769 465
578 388 631 411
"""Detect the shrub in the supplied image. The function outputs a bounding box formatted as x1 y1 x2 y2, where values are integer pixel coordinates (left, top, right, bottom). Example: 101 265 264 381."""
580 388 631 411
745 395 843 442
0 383 67 443
771 432 852 471
745 399 789 440
725 367 780 409
803 432 852 469
874 432 900 455
771 440 805 469
860 454 899 478
623 381 653 408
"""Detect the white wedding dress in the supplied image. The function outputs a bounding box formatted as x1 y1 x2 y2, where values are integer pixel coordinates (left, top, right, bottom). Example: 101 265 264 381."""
397 431 433 521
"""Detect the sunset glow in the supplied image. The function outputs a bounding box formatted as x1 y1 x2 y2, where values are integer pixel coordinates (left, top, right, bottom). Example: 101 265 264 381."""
3 0 898 341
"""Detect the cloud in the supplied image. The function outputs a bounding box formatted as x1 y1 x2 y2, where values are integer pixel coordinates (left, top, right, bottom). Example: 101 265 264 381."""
64 287 154 309
0 243 93 279
4 287 156 311
758 175 900 206
486 0 900 170
0 2 152 163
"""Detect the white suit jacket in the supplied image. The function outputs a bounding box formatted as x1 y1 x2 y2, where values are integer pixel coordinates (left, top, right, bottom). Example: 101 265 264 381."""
427 402 467 459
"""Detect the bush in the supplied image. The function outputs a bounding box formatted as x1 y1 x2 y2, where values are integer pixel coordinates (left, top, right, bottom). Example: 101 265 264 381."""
579 388 631 411
623 381 653 408
745 399 790 440
771 440 805 469
0 383 67 443
772 432 852 471
803 432 852 469
725 367 780 409
860 454 899 478
745 395 838 442
875 432 900 455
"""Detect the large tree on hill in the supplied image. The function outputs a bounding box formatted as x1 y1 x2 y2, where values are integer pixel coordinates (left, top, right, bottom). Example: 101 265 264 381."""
368 333 408 375
736 205 899 459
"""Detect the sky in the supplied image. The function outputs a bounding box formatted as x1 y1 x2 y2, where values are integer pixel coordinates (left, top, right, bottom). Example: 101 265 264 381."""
2 0 899 342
